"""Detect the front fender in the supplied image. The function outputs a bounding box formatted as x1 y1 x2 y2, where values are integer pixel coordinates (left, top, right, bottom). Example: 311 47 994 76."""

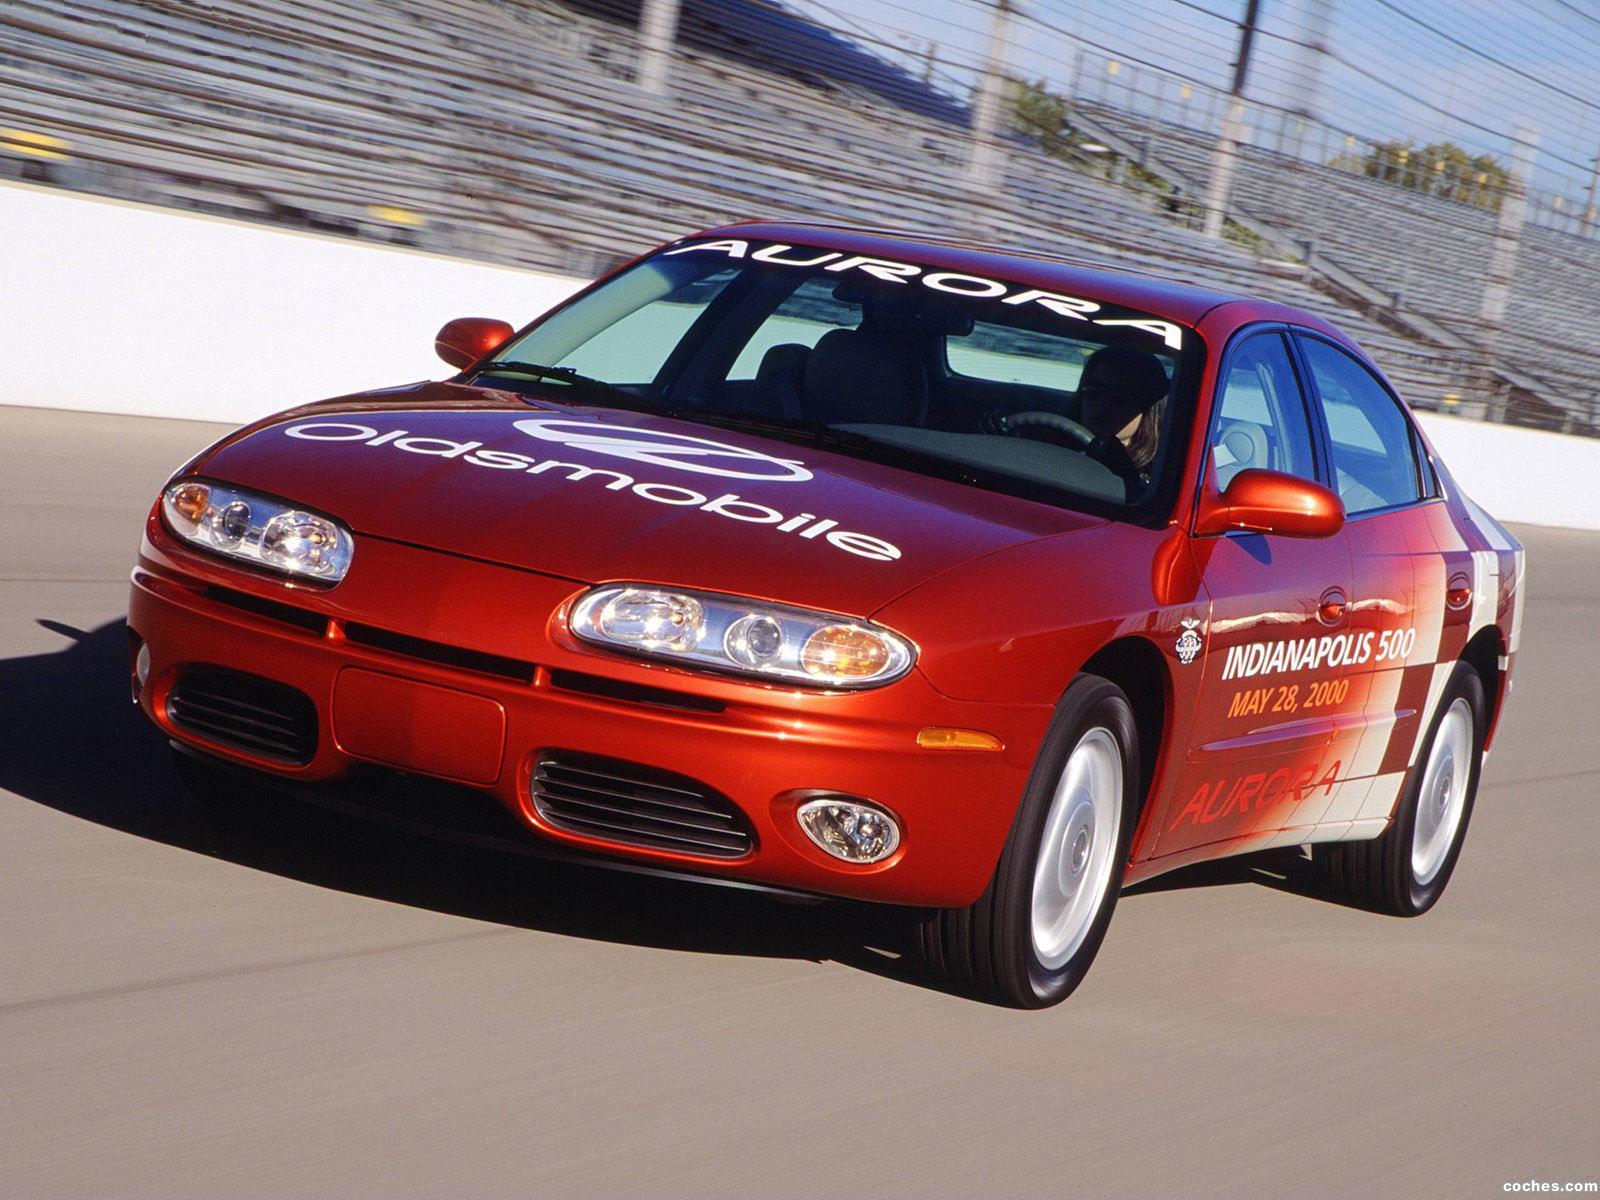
873 524 1202 706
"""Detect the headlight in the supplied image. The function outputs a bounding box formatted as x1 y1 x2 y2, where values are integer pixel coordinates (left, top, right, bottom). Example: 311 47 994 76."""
161 478 353 583
569 585 915 688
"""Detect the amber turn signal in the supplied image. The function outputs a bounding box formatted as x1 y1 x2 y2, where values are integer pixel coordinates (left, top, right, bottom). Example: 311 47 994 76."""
800 624 893 679
166 481 211 530
917 727 1004 751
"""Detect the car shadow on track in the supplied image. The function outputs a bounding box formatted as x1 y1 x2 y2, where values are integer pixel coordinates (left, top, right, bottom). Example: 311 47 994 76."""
1121 851 1346 905
1 618 1349 1001
0 620 935 980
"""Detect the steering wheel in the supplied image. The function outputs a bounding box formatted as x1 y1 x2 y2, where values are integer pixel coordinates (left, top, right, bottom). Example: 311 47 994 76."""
986 410 1095 450
985 408 1147 502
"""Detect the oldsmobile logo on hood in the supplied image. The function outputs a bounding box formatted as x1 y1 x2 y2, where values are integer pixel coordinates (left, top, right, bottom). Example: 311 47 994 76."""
512 417 813 482
283 419 902 561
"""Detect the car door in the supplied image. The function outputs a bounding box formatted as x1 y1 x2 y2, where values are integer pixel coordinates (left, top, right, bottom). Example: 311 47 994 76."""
1154 327 1363 859
1290 332 1440 839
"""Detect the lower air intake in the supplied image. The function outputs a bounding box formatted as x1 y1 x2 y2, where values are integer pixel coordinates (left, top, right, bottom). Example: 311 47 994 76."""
167 667 318 765
531 753 754 859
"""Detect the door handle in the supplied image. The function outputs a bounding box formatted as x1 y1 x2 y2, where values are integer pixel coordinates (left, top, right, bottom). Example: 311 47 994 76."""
1318 587 1348 626
1446 572 1473 611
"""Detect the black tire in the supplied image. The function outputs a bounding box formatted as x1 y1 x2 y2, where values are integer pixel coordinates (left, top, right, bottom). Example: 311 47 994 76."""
173 746 245 806
915 675 1139 1008
1321 660 1486 916
172 747 268 852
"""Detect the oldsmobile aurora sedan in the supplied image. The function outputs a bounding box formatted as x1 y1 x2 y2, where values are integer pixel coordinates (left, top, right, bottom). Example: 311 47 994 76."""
129 223 1523 1007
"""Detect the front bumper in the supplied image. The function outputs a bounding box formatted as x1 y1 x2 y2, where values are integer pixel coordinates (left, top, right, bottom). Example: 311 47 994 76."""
129 518 1052 907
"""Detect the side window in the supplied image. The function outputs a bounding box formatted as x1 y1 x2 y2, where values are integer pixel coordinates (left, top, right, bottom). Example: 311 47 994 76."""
1297 338 1422 515
1210 332 1318 490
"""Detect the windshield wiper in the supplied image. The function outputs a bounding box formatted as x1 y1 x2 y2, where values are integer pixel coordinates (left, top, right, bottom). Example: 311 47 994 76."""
659 410 883 454
662 410 997 489
465 378 947 475
474 361 588 384
471 361 650 409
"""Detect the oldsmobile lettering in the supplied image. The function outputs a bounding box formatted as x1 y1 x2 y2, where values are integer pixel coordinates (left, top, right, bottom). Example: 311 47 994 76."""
283 422 903 562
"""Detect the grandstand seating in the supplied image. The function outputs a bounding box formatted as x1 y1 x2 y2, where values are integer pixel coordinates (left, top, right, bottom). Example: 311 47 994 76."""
0 0 1584 428
1081 103 1600 429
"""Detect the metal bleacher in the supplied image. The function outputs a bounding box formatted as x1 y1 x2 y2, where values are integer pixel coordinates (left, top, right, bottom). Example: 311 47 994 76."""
1078 100 1600 432
1 0 1587 430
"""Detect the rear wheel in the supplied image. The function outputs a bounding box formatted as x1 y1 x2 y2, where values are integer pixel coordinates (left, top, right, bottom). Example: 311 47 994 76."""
1321 661 1485 915
915 676 1138 1008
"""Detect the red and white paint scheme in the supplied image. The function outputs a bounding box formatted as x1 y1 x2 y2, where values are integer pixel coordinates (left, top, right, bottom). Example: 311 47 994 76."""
127 223 1524 1007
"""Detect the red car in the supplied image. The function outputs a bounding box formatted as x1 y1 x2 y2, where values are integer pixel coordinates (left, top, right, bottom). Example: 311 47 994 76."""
129 223 1524 1007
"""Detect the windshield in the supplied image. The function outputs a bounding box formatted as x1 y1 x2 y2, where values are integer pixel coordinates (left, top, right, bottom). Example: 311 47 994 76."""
482 238 1202 521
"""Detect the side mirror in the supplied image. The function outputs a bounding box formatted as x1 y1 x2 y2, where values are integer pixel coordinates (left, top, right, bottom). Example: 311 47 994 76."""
1194 469 1345 539
435 317 514 370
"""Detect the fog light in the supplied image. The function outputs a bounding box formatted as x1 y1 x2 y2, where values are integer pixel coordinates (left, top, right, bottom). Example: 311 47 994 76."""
135 641 151 688
796 796 901 864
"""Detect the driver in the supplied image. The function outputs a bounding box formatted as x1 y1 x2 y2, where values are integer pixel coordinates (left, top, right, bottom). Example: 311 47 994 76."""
1075 346 1171 475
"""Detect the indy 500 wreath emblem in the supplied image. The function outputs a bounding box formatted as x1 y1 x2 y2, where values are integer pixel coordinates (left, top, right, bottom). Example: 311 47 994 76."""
1176 619 1204 666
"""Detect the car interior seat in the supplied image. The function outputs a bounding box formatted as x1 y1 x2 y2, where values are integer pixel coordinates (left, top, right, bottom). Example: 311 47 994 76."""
801 327 927 425
751 343 810 419
1214 419 1270 488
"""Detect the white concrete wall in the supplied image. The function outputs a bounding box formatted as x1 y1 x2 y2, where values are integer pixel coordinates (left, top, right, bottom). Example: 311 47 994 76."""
0 182 586 423
2 182 1594 529
1416 413 1598 530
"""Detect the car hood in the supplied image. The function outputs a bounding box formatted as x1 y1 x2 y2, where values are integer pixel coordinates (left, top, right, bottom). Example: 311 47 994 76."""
195 385 1105 617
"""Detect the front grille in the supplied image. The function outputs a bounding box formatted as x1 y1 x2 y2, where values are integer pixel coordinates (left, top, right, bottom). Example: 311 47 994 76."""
167 667 318 765
204 586 329 636
548 669 726 713
344 622 536 683
531 753 754 859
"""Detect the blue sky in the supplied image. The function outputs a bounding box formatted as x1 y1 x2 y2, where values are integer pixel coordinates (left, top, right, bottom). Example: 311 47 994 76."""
785 0 1600 196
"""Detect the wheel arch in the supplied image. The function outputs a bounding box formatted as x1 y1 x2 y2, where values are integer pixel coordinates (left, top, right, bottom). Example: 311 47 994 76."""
1461 624 1507 749
1077 635 1170 824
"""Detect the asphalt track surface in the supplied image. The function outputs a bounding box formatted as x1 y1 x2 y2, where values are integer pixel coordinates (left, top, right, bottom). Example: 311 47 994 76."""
2 405 1596 1200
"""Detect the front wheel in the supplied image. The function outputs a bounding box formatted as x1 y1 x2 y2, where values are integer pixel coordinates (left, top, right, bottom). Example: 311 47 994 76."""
915 676 1138 1008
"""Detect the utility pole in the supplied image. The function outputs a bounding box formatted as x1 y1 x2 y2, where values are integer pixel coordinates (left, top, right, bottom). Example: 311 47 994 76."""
1479 126 1538 422
1202 0 1262 240
1585 147 1600 238
1230 0 1261 94
966 0 1016 186
1290 0 1333 121
1481 127 1537 330
636 0 683 94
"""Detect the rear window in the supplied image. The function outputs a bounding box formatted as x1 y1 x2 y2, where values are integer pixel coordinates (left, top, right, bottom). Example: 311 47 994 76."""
945 321 1099 390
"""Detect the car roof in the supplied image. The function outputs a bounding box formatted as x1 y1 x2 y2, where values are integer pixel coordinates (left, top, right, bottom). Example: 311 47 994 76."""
694 219 1337 333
